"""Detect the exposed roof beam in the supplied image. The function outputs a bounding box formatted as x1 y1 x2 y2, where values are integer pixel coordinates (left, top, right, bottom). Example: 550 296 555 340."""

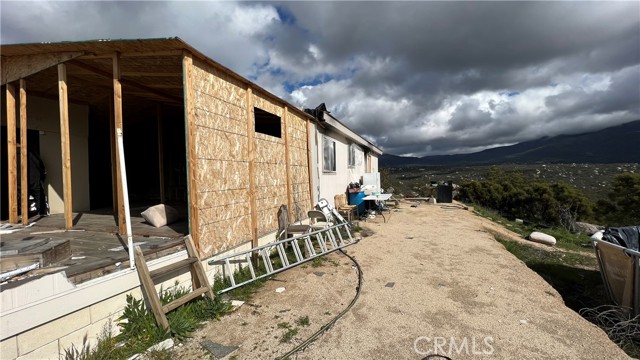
121 72 181 77
78 50 182 60
68 59 182 103
1 51 84 85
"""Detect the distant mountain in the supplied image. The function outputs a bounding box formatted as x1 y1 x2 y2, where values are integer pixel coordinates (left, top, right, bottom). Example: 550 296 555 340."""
380 120 640 167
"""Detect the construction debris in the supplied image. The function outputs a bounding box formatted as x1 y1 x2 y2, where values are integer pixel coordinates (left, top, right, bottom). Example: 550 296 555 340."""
199 339 239 359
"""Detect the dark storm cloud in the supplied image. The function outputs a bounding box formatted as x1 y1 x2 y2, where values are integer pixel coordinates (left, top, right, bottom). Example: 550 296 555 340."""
279 2 640 155
2 1 639 156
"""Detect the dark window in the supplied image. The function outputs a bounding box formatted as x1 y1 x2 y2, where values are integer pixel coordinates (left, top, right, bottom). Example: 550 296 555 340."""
254 107 281 138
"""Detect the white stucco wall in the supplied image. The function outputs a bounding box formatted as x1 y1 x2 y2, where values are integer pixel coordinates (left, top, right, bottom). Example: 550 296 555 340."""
315 128 377 207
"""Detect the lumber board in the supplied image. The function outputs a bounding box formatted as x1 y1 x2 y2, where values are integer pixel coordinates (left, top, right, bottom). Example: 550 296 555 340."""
19 79 28 225
134 246 170 330
246 87 258 249
109 100 118 213
183 52 201 252
121 71 182 77
78 50 183 60
307 118 314 207
162 287 209 313
149 257 197 281
112 53 126 234
184 235 214 299
58 64 73 229
283 106 294 219
6 82 18 223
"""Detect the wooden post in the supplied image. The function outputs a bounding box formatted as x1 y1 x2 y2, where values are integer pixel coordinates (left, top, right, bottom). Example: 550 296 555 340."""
283 106 294 219
157 104 165 204
6 83 18 223
306 118 314 208
183 52 200 251
112 53 126 234
109 100 118 213
58 64 73 229
246 87 258 249
19 79 28 225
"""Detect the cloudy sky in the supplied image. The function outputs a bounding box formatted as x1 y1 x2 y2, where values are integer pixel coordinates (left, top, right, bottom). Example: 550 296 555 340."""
2 1 639 156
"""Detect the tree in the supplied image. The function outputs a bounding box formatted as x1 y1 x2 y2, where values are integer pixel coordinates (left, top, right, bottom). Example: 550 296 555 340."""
458 170 594 230
597 173 640 226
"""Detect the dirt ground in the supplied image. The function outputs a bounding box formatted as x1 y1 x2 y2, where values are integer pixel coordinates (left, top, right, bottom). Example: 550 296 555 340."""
173 201 627 359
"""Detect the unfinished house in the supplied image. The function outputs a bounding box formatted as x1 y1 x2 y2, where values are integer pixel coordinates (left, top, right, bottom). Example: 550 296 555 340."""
0 38 315 359
305 104 383 210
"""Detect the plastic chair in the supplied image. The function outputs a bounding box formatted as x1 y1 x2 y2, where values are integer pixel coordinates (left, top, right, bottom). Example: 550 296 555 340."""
308 210 332 231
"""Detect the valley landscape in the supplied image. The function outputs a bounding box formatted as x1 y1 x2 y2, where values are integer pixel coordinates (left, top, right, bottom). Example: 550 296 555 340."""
380 120 640 204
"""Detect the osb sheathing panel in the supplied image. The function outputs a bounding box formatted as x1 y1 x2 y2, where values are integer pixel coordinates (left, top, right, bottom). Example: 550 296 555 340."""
288 148 308 166
195 126 248 162
287 112 307 137
256 139 286 164
285 112 312 211
199 189 248 209
192 59 246 109
252 90 288 235
292 182 311 195
252 91 283 118
199 218 252 256
191 59 252 255
200 201 251 226
194 107 247 136
256 189 288 209
290 166 310 183
188 59 313 255
256 207 280 233
196 159 249 192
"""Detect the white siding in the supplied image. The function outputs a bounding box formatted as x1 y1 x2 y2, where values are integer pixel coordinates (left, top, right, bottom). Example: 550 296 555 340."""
315 129 374 207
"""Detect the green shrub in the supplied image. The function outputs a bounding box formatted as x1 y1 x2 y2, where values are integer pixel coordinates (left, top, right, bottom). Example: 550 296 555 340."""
459 168 594 229
596 173 640 226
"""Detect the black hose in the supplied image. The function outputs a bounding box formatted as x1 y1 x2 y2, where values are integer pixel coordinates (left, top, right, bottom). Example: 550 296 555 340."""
278 248 363 359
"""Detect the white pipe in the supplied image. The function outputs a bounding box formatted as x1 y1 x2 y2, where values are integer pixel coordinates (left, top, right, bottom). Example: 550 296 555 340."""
0 263 40 283
116 128 135 269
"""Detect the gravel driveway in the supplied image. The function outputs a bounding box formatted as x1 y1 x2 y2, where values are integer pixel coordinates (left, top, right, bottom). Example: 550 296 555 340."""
173 202 627 359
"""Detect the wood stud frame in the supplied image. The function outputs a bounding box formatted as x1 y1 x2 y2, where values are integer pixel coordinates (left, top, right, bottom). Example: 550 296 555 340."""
6 83 18 223
57 64 73 229
20 79 28 225
3 42 320 259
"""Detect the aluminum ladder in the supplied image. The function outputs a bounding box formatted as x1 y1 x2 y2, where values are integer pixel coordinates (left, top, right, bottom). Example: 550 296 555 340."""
208 222 356 294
